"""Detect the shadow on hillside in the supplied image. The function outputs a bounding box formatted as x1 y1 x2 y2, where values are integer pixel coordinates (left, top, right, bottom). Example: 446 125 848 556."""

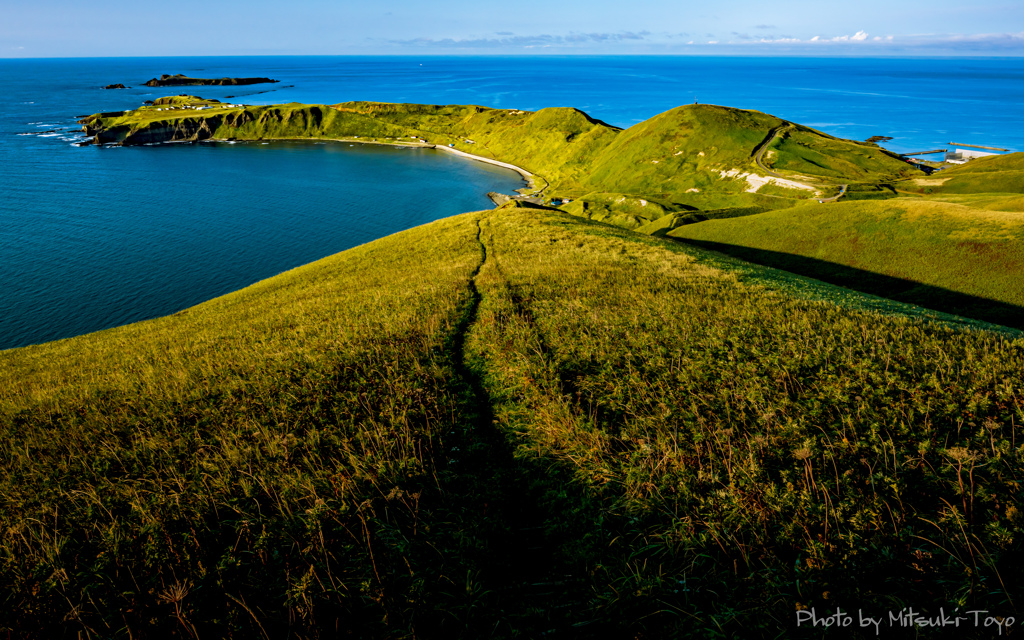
672 238 1024 331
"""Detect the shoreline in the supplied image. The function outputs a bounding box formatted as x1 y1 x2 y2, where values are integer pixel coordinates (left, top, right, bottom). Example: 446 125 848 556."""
198 134 546 195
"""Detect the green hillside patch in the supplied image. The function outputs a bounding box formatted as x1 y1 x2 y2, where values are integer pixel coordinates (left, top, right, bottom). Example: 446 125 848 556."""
944 152 1024 173
669 199 1024 328
907 171 1024 195
754 180 819 199
456 107 620 192
559 192 680 228
768 126 915 181
839 182 898 201
581 104 780 198
901 152 1024 195
2 205 1022 637
934 193 1024 212
579 105 919 200
561 190 795 234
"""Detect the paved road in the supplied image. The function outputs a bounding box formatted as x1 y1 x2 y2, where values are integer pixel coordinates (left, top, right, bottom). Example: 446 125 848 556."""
752 123 847 203
817 184 847 203
752 124 793 178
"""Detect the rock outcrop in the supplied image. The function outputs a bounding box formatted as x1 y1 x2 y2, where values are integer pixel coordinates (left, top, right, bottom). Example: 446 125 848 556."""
103 84 129 89
78 110 224 145
142 74 278 87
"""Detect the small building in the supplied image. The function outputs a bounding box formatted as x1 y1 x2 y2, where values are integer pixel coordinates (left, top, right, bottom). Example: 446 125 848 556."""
945 148 998 164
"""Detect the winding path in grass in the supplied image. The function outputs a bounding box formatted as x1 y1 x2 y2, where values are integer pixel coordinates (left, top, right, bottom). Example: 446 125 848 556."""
440 215 590 633
753 123 847 202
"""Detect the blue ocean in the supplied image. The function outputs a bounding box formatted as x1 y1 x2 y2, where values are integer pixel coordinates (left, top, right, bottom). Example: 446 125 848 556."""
2 56 1022 349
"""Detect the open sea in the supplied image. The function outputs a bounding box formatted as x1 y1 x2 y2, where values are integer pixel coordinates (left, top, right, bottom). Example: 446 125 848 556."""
2 55 1023 350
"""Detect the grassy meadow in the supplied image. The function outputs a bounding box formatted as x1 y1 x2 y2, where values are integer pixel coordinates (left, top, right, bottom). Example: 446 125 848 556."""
901 153 1024 196
665 153 1024 329
2 203 1022 638
668 199 1024 328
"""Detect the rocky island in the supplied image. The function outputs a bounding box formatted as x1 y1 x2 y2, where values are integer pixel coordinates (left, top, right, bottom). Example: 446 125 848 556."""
142 73 279 87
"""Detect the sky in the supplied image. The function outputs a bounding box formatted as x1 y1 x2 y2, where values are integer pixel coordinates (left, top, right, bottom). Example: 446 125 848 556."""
1 0 1022 57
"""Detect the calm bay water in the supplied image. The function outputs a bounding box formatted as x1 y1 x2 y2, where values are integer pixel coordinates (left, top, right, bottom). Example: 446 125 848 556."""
2 56 1022 349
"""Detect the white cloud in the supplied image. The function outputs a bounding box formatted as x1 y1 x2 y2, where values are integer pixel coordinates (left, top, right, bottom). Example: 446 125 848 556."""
825 30 870 42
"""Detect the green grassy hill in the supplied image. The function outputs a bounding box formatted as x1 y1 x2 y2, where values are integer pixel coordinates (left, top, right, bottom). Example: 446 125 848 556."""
669 199 1024 328
901 152 1024 195
81 99 921 218
583 105 916 200
2 205 1022 638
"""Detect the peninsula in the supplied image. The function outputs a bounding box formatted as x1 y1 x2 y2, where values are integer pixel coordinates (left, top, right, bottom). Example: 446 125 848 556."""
1 94 1019 638
78 95 1024 326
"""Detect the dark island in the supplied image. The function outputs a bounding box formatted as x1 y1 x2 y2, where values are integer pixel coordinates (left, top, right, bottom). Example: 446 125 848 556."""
142 73 279 87
103 83 129 89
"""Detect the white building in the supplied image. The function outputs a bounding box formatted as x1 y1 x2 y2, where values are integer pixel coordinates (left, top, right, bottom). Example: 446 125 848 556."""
945 148 998 164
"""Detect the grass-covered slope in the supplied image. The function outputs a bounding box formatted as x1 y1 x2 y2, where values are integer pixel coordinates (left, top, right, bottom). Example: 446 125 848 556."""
81 99 921 207
336 102 622 191
768 125 912 180
0 213 497 637
2 206 1022 638
582 105 918 199
668 199 1024 328
901 152 1024 195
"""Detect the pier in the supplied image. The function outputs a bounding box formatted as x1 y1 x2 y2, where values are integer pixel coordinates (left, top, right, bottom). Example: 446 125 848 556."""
948 142 1009 152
